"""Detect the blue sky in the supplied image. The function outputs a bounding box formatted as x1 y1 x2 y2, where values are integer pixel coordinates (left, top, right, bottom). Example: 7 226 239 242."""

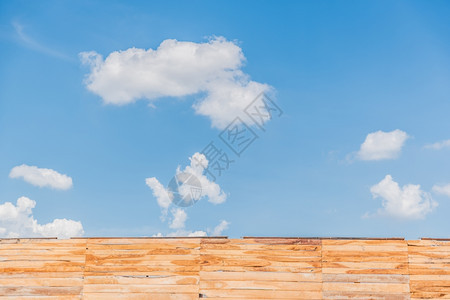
1 0 449 239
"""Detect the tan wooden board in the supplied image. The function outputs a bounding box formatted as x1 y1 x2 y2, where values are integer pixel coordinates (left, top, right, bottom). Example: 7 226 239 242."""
83 293 198 300
322 291 410 299
322 273 410 283
82 284 198 293
0 237 449 299
199 289 322 299
199 271 322 282
84 275 199 285
323 282 409 293
0 286 83 296
199 280 322 291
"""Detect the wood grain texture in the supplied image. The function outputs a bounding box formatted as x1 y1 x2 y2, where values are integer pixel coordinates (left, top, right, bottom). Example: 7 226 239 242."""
408 239 450 299
0 237 448 298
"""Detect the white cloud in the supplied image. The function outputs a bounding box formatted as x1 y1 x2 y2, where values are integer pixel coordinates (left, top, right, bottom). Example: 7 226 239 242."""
9 164 73 190
185 152 227 204
169 208 187 229
0 196 84 239
145 177 172 218
369 175 437 219
424 139 450 150
146 153 227 236
356 130 409 161
80 37 272 129
432 183 450 197
153 230 208 237
146 152 227 216
211 220 230 236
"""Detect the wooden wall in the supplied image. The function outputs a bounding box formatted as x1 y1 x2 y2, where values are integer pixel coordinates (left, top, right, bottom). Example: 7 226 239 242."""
0 237 448 299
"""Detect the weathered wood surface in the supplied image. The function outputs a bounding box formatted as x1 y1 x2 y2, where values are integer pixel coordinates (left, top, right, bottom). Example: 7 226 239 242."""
0 237 448 299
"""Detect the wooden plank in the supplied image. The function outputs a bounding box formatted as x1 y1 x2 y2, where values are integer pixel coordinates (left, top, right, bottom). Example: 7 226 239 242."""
323 282 409 293
0 272 84 279
0 278 83 286
322 262 408 269
200 280 321 291
198 256 321 268
200 243 320 251
200 249 322 257
82 284 198 293
323 291 409 299
86 243 200 250
200 271 322 282
237 238 321 245
323 245 407 251
83 293 197 300
86 237 202 243
84 265 200 273
200 265 321 273
86 254 200 262
410 292 450 299
323 239 406 246
410 274 450 281
0 287 82 296
85 249 196 255
0 249 86 255
199 289 322 299
323 268 409 275
323 274 409 283
83 275 198 285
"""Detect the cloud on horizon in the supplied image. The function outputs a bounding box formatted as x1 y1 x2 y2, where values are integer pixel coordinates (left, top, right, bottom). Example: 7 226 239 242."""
0 196 84 239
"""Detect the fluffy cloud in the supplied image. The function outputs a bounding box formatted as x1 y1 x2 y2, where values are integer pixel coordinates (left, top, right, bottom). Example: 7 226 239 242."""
146 152 226 215
0 197 84 239
356 130 409 161
146 152 227 236
9 164 73 190
169 208 187 229
424 139 450 150
145 177 172 218
80 37 272 129
369 175 437 219
432 183 450 197
211 220 230 236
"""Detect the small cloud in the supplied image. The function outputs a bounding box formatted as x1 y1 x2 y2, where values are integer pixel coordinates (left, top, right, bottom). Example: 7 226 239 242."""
153 230 208 237
424 139 450 150
146 152 227 235
145 152 227 218
355 129 409 161
432 183 450 197
210 220 230 236
80 37 273 129
9 164 73 190
0 196 84 239
368 175 437 219
169 208 187 229
145 177 172 218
